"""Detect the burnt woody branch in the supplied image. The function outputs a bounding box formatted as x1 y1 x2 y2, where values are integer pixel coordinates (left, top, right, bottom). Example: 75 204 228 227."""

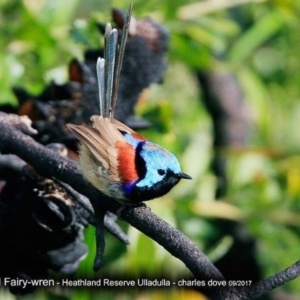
1 113 300 299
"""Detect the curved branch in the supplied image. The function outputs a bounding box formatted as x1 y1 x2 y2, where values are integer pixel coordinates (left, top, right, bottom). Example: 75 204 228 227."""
0 116 225 298
235 259 300 300
1 114 300 299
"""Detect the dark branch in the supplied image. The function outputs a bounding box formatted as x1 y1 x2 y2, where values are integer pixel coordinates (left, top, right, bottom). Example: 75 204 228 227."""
1 113 300 299
235 259 300 300
0 113 225 298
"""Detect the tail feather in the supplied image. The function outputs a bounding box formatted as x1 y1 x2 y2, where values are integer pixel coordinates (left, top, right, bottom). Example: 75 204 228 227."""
105 26 118 118
96 3 133 120
96 58 105 116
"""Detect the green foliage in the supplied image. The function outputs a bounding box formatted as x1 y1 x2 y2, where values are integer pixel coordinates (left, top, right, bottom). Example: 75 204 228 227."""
2 0 300 299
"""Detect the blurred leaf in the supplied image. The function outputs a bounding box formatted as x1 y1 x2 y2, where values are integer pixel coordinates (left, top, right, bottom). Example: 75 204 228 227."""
207 235 234 262
237 66 271 141
192 200 245 221
75 226 95 277
126 228 157 276
228 9 284 63
170 32 212 69
177 0 267 20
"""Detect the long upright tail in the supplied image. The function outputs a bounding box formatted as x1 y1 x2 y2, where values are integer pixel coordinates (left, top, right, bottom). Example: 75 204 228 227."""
97 3 133 119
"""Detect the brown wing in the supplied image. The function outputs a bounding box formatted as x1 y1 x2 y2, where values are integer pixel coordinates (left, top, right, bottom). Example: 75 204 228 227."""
67 116 125 181
110 117 148 141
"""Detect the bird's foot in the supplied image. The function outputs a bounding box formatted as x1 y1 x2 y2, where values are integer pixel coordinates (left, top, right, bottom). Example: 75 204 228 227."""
115 201 146 217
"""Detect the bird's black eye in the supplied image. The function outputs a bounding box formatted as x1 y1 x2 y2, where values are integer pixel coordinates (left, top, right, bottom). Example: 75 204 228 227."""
157 169 165 176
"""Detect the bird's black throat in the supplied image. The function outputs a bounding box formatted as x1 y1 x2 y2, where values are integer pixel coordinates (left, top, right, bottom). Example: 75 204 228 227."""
128 174 180 202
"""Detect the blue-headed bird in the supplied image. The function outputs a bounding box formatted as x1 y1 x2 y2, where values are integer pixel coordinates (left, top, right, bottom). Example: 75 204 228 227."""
67 4 191 203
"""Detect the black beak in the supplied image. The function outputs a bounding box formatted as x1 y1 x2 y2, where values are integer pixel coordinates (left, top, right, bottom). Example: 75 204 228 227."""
176 172 192 180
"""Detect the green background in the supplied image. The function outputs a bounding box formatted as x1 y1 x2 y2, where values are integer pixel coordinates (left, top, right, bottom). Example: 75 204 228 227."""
1 0 300 299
